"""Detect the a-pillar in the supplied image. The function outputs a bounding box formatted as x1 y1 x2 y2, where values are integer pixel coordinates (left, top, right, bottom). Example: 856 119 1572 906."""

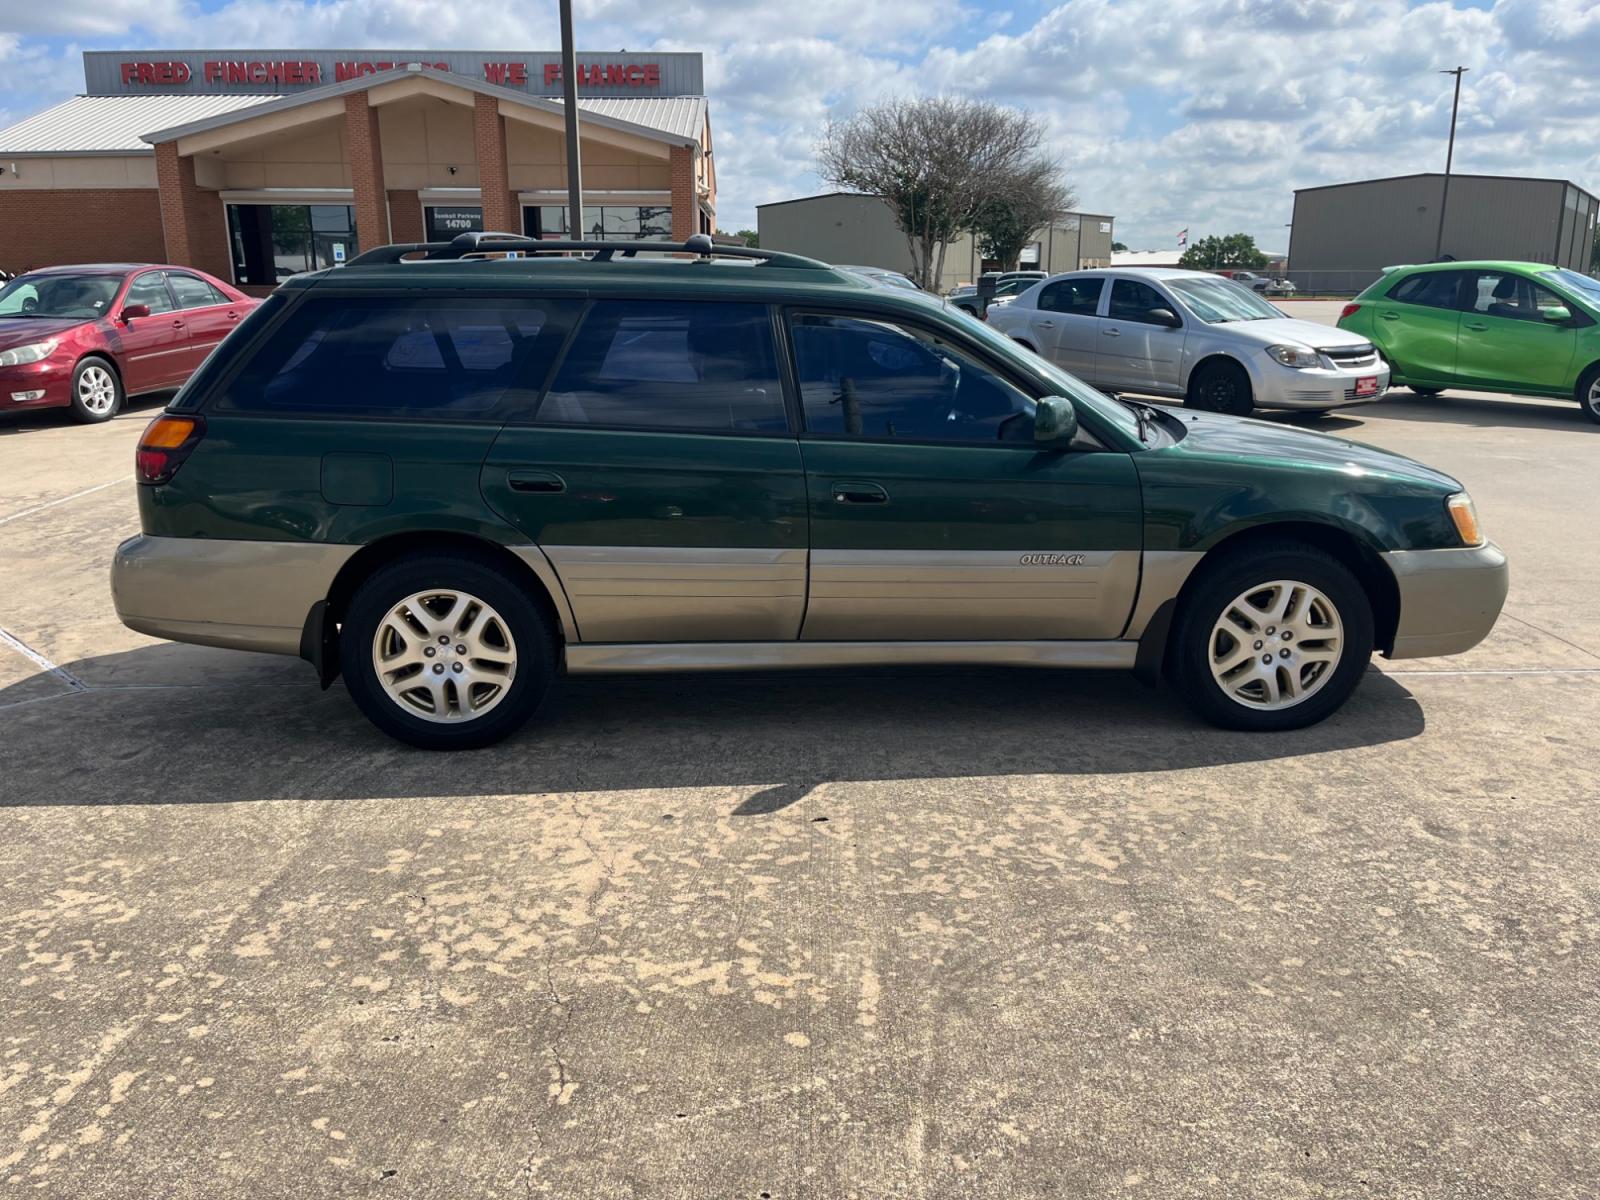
345 91 390 248
474 95 518 234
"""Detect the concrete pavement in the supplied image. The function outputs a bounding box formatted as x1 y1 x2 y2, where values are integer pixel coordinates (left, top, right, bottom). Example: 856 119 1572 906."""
0 379 1597 1197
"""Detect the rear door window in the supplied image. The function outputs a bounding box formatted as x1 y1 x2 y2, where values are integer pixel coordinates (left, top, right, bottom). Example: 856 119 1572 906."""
535 299 787 433
1388 271 1464 310
217 296 577 419
167 272 230 309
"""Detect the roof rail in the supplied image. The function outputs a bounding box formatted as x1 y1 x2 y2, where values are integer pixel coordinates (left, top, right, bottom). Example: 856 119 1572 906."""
346 230 831 269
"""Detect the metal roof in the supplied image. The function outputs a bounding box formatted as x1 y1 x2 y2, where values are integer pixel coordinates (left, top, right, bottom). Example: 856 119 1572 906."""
557 97 706 144
0 94 281 154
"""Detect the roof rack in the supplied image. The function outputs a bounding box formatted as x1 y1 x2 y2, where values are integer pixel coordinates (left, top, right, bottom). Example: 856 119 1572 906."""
347 230 831 270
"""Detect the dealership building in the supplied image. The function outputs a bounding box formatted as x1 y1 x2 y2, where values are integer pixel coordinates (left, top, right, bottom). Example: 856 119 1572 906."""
0 50 717 290
757 193 1115 292
1289 173 1598 282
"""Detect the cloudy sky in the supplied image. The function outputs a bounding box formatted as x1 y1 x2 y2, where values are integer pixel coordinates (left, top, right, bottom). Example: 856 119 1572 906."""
2 0 1596 251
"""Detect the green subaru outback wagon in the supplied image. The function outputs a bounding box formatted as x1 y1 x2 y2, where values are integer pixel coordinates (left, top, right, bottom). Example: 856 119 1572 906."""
112 234 1508 750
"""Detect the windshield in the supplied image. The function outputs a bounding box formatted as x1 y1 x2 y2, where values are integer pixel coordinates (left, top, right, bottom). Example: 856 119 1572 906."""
1540 268 1600 302
0 273 123 319
1167 276 1282 323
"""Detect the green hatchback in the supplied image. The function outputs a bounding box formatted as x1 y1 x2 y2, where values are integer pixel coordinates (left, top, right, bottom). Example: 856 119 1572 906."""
1339 260 1600 422
112 234 1508 749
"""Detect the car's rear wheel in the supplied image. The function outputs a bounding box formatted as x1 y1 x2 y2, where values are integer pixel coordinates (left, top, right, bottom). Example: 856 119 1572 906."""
339 552 556 750
1411 386 1443 399
1575 364 1600 425
1169 541 1374 731
69 357 122 423
1187 359 1254 416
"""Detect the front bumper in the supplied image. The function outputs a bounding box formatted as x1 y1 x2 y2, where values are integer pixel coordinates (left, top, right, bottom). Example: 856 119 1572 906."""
112 534 357 656
1253 359 1391 410
1381 542 1509 659
0 359 72 409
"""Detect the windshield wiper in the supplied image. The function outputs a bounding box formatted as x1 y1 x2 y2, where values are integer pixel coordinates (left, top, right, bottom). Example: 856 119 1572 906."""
1119 397 1162 444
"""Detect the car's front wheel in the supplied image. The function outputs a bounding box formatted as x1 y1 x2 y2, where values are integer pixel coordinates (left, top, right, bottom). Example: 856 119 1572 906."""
1187 359 1254 416
339 552 556 750
1169 541 1375 731
1576 364 1600 425
68 357 123 423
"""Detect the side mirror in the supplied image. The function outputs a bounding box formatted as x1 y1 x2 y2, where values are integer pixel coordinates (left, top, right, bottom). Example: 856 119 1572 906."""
120 303 150 321
1542 305 1571 323
1148 307 1181 328
1034 396 1079 446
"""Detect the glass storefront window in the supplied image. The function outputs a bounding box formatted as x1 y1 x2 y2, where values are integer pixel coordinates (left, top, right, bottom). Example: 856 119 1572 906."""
525 205 672 241
228 204 357 286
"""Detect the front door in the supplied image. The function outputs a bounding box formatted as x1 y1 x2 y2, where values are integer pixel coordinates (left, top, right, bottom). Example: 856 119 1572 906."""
787 310 1142 642
482 298 808 644
1373 269 1466 384
1029 276 1104 379
1453 269 1580 392
113 271 189 393
165 271 245 375
1094 277 1187 395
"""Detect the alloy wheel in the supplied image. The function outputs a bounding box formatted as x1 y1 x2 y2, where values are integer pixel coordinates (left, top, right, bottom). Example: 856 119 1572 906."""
1208 579 1344 710
77 365 117 414
371 589 518 723
1587 377 1600 418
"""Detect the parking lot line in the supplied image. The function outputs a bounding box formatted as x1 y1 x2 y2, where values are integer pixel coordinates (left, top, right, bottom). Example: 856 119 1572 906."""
0 474 131 527
0 623 86 691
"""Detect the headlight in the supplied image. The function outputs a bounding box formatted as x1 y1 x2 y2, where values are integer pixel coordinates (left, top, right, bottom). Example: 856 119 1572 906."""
1267 344 1323 369
1446 493 1484 547
0 340 57 368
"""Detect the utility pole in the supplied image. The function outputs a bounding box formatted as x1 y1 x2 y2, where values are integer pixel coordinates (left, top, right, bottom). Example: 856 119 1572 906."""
559 0 584 240
1435 66 1468 259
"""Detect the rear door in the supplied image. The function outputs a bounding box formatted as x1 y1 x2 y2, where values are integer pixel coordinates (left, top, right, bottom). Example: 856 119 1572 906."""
1453 269 1580 392
482 298 809 644
787 309 1142 642
166 271 246 376
1094 278 1186 395
1372 269 1466 384
112 271 190 392
1028 277 1104 378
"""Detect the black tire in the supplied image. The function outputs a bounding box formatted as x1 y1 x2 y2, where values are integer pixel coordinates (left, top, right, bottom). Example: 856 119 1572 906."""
339 552 557 750
67 356 123 423
1168 540 1375 732
1411 386 1443 399
1576 363 1600 425
1186 359 1254 416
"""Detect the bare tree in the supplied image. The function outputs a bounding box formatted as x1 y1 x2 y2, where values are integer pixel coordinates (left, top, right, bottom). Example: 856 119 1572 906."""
971 158 1076 272
817 97 1061 290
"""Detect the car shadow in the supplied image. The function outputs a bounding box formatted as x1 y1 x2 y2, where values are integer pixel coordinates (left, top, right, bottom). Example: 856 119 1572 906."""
0 643 1426 809
0 392 175 435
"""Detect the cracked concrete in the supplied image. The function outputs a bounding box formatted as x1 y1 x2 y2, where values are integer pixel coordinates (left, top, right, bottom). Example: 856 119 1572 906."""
0 364 1597 1198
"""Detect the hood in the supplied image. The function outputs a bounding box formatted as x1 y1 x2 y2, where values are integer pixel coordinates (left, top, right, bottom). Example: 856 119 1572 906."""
1157 407 1461 492
0 316 91 349
1208 317 1373 351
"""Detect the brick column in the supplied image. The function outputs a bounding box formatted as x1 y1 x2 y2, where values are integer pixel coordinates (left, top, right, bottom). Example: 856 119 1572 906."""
154 141 228 277
387 190 424 244
669 145 697 240
474 95 517 234
345 91 389 248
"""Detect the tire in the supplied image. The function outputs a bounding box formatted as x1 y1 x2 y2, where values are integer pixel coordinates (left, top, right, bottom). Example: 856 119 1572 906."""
339 551 557 750
1576 364 1600 425
1411 386 1443 399
1168 540 1375 732
68 357 123 423
1186 359 1254 416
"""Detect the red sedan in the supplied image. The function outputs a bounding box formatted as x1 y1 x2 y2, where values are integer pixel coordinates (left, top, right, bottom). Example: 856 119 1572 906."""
0 264 258 423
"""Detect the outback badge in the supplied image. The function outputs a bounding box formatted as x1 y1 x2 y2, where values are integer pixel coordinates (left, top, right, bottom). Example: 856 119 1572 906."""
1019 553 1087 566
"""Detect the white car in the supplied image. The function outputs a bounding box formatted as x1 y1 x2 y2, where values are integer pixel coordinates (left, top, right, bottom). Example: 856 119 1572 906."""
985 268 1388 414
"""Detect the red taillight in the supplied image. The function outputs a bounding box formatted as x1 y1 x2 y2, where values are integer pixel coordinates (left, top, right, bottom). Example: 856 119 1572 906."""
136 414 205 485
1339 303 1361 321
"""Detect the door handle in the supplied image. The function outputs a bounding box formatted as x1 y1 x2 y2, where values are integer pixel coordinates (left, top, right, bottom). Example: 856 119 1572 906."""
1101 327 1121 337
227 310 239 320
171 320 186 329
1036 319 1055 328
1463 321 1488 331
506 469 566 494
831 480 889 505
1379 312 1400 320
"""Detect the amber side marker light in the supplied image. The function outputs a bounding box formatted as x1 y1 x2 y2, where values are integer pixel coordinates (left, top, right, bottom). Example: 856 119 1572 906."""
136 414 205 485
1446 492 1484 547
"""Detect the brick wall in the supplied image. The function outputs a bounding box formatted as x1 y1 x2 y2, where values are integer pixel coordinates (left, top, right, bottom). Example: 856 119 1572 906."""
670 145 697 240
0 189 165 271
473 95 517 234
154 142 230 280
387 190 424 244
345 92 390 248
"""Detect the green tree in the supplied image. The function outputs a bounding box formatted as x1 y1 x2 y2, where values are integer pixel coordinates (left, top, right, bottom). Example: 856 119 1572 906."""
1112 241 1128 251
736 229 759 248
970 159 1076 272
1178 233 1268 271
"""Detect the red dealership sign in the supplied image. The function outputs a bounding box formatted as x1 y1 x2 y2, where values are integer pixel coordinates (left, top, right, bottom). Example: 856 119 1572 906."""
114 58 663 90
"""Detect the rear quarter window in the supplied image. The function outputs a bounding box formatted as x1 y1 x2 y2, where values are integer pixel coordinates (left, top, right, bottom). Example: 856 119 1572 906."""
215 295 579 420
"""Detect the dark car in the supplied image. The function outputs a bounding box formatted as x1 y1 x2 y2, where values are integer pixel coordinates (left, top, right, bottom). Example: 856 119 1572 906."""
112 232 1506 750
0 264 257 422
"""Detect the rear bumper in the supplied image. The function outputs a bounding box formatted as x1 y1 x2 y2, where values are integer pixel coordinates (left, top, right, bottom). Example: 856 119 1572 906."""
1381 542 1509 659
112 534 356 655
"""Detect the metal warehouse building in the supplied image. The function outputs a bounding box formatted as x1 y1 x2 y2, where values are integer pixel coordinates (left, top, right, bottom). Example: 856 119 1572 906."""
0 49 717 290
1289 173 1598 288
757 192 1114 292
